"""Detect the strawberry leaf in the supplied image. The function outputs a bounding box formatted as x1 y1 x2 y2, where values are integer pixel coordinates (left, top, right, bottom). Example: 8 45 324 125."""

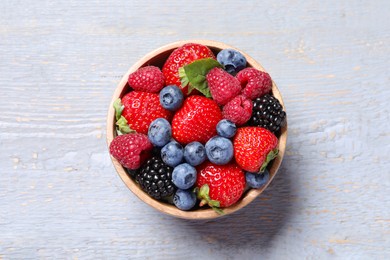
179 58 222 97
113 98 124 121
196 184 224 215
113 98 135 135
260 148 279 172
116 116 135 134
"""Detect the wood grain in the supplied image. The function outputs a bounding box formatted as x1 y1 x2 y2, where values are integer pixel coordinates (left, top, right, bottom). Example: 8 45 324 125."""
0 0 389 259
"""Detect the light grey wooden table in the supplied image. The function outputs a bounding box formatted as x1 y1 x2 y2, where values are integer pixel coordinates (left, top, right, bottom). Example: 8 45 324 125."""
1 1 389 259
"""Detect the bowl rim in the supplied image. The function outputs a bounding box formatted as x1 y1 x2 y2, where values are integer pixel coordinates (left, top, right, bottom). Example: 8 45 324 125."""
106 39 288 219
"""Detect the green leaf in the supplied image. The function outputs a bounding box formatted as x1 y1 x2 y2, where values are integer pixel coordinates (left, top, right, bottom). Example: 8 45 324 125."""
260 148 279 173
179 58 222 97
115 115 135 134
113 98 124 121
196 184 224 214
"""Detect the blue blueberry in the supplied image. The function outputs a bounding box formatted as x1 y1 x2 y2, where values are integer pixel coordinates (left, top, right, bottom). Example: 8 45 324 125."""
246 170 270 189
161 141 184 167
183 141 207 166
172 163 197 190
173 189 197 211
217 49 247 75
216 119 237 138
148 118 171 147
205 136 233 165
159 85 184 111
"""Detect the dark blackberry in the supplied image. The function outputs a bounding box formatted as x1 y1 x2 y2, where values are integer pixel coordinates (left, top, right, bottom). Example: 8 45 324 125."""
136 156 176 200
249 94 286 133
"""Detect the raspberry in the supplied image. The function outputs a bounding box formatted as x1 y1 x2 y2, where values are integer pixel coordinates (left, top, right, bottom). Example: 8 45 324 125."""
206 67 241 105
236 68 272 100
222 95 253 125
128 66 165 93
109 133 153 170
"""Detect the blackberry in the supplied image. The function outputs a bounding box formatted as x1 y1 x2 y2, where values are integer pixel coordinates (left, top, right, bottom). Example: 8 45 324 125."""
136 156 176 200
249 94 286 133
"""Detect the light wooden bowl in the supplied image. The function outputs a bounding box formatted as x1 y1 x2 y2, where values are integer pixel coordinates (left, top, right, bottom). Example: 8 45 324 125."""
106 40 287 219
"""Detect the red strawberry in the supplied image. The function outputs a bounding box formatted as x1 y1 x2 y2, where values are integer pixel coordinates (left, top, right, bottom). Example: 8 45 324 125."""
121 91 172 134
233 127 279 173
109 133 153 169
206 67 242 105
128 66 165 93
172 95 222 144
162 43 215 95
196 162 246 209
236 68 272 100
222 94 253 125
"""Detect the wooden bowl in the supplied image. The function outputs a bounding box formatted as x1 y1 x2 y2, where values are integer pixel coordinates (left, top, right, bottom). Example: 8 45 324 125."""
106 40 287 219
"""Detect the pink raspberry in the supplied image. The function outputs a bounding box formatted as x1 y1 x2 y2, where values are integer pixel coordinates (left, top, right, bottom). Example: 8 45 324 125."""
109 133 153 169
222 95 253 125
236 68 272 100
206 67 241 105
128 66 165 93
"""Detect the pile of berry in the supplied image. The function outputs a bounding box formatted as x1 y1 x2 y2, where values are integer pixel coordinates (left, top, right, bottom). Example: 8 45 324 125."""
109 43 286 213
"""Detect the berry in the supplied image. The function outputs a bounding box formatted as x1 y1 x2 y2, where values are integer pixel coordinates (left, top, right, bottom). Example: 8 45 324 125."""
206 67 241 105
222 95 253 125
128 66 165 93
173 189 197 211
249 94 286 133
233 127 278 173
196 162 245 208
236 68 272 100
183 141 207 166
159 85 184 111
161 141 184 167
136 156 176 199
172 163 197 190
246 169 270 189
217 49 247 75
148 118 172 147
109 133 153 170
216 119 237 138
162 43 215 95
172 95 222 144
205 136 233 165
121 91 172 134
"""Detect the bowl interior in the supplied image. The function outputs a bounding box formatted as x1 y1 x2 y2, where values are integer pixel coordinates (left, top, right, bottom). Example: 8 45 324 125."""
107 40 287 219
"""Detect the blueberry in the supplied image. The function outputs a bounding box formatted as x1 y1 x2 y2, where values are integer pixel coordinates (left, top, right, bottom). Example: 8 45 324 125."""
173 189 197 211
205 136 233 165
216 119 237 138
148 118 172 147
161 141 184 167
183 141 207 166
246 170 270 189
217 49 247 75
159 85 184 111
172 163 197 190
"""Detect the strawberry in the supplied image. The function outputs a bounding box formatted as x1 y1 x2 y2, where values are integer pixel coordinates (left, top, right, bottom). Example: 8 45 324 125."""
206 67 241 105
109 133 153 169
236 68 272 100
128 66 165 93
222 94 253 125
233 127 279 173
196 161 246 209
121 91 172 134
172 95 222 144
162 43 215 95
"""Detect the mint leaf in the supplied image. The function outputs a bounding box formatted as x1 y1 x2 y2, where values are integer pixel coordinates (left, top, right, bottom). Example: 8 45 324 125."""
179 58 222 97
